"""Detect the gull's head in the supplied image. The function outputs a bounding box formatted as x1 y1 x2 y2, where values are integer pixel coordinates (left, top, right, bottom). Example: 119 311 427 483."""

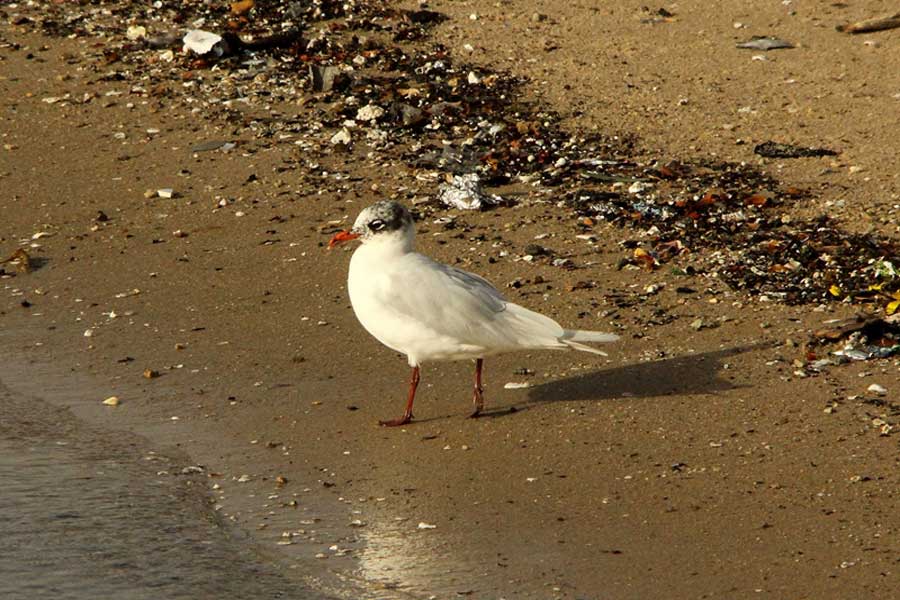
328 201 415 250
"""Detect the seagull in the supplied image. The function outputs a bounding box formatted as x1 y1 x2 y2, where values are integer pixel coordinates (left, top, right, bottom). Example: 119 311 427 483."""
329 201 619 426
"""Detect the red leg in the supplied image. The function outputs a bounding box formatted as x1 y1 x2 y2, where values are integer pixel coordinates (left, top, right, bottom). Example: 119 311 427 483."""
468 358 485 419
380 366 419 427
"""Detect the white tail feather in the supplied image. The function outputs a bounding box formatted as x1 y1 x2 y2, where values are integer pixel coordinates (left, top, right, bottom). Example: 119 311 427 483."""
559 329 619 355
561 339 609 355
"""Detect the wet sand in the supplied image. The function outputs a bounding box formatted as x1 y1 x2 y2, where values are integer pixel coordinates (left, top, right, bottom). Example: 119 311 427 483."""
0 380 313 600
2 3 899 599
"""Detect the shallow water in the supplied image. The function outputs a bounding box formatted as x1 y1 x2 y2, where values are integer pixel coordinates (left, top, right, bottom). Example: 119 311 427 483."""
0 382 321 600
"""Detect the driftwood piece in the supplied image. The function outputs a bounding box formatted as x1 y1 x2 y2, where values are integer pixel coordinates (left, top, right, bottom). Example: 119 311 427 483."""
837 12 900 34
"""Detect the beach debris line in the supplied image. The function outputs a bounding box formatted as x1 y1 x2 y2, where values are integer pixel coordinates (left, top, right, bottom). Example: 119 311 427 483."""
12 0 899 313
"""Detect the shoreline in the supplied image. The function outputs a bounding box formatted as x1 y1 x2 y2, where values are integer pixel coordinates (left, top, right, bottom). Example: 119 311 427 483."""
0 366 319 600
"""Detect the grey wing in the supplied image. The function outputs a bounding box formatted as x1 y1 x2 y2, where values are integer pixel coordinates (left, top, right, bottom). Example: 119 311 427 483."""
378 254 569 352
438 262 508 314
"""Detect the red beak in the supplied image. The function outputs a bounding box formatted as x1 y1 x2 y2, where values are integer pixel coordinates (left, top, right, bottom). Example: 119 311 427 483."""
328 230 361 249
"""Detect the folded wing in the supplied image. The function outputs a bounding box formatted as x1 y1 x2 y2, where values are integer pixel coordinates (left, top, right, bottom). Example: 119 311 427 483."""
377 254 617 354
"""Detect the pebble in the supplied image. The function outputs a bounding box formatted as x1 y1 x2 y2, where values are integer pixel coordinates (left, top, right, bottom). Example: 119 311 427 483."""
102 396 120 406
330 127 352 145
417 522 437 530
125 25 147 41
867 383 887 395
157 188 175 199
627 181 653 195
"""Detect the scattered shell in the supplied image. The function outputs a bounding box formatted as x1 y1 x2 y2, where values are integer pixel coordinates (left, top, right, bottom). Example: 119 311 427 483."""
182 29 228 56
355 104 385 122
736 37 795 51
438 173 501 210
191 140 236 153
417 522 437 530
504 382 532 389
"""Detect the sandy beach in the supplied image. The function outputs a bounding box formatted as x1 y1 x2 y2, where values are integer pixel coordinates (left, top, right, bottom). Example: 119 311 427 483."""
1 2 898 598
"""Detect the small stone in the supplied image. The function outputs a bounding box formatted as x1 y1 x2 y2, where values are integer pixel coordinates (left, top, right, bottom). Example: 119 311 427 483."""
126 25 147 41
417 522 437 530
308 65 342 92
867 383 887 395
102 396 121 406
143 369 159 379
330 128 352 145
157 188 175 199
628 181 653 195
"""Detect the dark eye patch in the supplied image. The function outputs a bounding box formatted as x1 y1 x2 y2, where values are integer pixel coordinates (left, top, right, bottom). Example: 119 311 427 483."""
368 219 385 231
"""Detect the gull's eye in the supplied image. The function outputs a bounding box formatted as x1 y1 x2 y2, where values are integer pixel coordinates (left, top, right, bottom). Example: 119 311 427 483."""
368 219 385 231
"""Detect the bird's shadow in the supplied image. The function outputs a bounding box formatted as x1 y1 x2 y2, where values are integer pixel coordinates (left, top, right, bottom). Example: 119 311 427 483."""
469 343 767 419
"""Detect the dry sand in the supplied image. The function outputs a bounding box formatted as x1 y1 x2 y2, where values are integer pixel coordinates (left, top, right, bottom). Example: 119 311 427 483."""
1 2 898 598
